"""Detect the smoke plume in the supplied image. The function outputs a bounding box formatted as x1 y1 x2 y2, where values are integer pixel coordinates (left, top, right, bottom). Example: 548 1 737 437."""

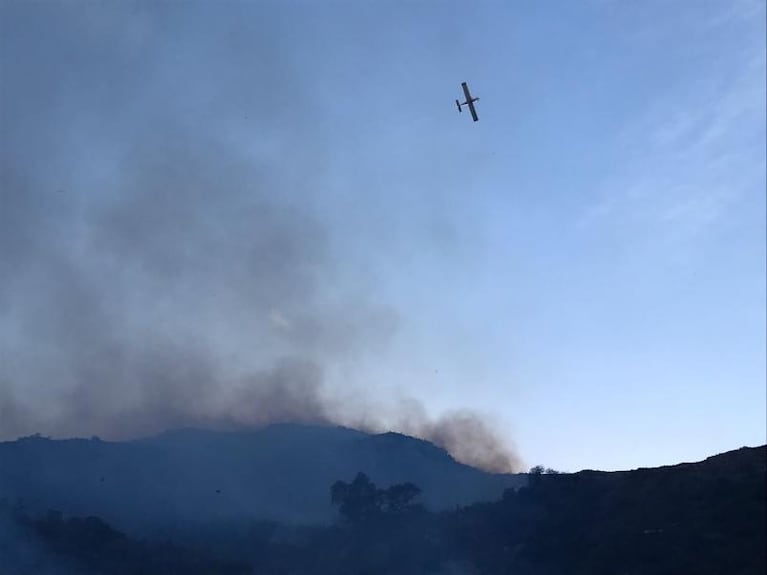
404 410 522 473
0 2 522 472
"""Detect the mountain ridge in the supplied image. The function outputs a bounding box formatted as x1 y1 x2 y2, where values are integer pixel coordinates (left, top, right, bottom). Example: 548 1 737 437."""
0 423 525 532
2 442 762 575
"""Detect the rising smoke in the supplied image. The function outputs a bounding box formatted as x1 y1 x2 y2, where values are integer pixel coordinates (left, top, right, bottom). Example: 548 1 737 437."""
0 2 521 473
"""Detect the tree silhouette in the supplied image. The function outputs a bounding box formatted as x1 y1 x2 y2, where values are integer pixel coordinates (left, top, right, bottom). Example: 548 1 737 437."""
331 472 383 522
331 473 423 522
383 482 421 513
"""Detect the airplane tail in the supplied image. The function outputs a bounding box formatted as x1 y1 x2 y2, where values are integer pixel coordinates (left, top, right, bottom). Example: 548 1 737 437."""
455 99 462 112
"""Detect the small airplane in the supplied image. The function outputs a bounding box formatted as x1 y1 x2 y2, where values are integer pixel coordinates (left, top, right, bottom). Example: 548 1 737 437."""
455 82 479 122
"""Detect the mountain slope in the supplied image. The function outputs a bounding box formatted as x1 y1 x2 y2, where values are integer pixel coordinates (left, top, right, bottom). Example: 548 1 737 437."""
445 445 767 575
0 424 526 531
3 444 762 575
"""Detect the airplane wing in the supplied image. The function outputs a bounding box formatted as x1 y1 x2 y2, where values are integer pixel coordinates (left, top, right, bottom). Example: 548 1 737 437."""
461 82 472 102
461 82 479 122
467 100 479 122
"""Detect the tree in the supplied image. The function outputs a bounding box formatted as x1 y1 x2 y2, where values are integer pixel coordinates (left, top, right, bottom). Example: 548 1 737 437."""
529 465 562 475
331 472 383 522
383 482 421 513
331 474 423 522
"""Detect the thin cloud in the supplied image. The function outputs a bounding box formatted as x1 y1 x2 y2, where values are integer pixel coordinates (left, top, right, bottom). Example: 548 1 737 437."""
578 15 765 241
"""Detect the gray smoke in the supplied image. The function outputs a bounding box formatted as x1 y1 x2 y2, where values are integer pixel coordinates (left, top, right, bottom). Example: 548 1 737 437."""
408 410 522 473
0 2 522 472
345 399 522 473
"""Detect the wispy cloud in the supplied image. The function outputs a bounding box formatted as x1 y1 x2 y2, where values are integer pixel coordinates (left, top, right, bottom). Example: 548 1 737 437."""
579 4 765 245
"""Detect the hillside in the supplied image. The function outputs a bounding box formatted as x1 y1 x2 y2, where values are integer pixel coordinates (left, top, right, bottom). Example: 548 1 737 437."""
444 445 766 574
1 444 763 575
0 424 525 531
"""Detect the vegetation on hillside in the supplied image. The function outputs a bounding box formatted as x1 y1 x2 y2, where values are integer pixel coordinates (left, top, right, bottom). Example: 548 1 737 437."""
1 446 764 574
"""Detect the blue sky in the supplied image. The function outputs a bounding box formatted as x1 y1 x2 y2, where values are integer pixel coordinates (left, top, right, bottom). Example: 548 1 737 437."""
1 0 764 472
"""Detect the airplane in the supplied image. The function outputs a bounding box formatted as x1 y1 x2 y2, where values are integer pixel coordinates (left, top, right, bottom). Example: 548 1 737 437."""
455 82 479 122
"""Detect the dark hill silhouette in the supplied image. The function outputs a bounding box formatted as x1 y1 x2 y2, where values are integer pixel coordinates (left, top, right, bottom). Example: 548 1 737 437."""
0 424 525 532
443 445 766 575
2 444 762 575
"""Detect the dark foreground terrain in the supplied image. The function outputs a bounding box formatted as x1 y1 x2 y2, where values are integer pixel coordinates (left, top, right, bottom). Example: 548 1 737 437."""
1 444 764 574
